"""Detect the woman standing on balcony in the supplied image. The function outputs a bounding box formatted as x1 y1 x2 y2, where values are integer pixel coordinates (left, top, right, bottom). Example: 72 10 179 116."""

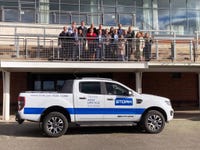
86 28 97 60
135 31 145 61
143 32 153 61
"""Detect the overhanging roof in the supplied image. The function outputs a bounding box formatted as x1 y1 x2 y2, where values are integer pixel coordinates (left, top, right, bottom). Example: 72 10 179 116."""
0 60 148 73
1 60 200 73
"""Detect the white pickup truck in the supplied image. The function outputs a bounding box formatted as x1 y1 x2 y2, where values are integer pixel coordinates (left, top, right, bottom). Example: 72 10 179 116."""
16 78 174 137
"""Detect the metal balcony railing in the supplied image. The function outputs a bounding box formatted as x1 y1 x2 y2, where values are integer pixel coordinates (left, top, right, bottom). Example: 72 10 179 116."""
0 35 199 62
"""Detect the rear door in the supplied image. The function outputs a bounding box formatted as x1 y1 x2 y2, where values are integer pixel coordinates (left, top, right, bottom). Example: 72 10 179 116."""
74 81 104 121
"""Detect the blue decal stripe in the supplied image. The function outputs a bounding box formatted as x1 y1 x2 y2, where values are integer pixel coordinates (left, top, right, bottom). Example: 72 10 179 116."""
71 108 144 115
24 108 45 114
24 108 145 115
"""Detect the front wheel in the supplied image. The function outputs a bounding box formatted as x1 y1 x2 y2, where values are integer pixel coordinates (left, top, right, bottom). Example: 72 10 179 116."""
42 112 68 137
141 110 165 134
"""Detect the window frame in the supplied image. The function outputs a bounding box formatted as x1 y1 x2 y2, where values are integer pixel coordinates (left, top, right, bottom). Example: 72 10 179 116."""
105 82 130 96
79 81 103 95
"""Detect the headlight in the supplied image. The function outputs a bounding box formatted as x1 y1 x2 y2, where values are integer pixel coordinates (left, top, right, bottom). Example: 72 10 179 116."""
165 100 172 106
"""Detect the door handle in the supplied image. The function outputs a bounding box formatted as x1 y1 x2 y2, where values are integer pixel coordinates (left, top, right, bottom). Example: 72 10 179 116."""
107 98 114 101
79 97 86 99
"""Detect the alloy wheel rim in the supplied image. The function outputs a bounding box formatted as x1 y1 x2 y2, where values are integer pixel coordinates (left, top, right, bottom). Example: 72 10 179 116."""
147 114 163 131
47 116 64 134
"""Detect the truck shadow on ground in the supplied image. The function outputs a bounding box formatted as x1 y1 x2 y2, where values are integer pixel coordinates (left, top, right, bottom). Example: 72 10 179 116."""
0 122 143 138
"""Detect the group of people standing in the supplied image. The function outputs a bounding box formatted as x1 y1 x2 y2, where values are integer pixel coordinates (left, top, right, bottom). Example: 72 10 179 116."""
58 21 153 61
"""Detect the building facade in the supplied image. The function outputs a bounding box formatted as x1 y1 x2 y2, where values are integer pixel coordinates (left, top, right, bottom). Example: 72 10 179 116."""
0 0 200 120
0 0 200 34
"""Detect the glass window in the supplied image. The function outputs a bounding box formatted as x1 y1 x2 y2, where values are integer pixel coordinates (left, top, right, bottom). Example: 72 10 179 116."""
43 81 55 91
21 0 36 8
72 14 86 24
61 0 79 4
61 4 79 11
50 0 59 10
106 82 129 96
136 0 143 7
79 82 101 94
119 14 132 25
188 0 200 9
56 80 65 91
117 0 134 6
103 14 116 26
188 10 200 33
158 9 170 30
50 11 67 24
61 80 73 93
172 0 186 9
142 0 152 8
80 5 98 12
21 9 36 23
171 9 187 34
4 9 19 22
0 1 18 7
34 81 41 91
87 14 101 25
103 0 116 6
81 0 98 5
103 6 115 13
136 8 143 29
117 6 134 13
157 0 169 8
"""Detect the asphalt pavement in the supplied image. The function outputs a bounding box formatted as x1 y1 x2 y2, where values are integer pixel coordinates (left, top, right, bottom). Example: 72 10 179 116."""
0 110 200 150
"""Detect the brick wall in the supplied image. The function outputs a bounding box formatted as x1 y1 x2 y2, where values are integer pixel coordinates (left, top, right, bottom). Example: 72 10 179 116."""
0 72 199 114
112 72 136 90
142 72 199 108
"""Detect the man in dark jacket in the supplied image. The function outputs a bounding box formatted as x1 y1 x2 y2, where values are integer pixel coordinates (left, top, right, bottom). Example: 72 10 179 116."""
78 21 88 37
58 26 69 59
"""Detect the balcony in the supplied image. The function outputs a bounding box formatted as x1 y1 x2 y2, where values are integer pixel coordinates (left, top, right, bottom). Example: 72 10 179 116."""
0 22 200 73
0 35 198 62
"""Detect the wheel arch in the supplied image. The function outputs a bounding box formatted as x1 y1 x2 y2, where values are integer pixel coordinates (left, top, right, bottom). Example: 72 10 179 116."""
40 106 71 123
142 107 167 122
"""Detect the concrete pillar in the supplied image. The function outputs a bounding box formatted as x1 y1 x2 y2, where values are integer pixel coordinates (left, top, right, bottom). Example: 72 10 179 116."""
136 72 142 94
2 71 10 121
198 74 200 109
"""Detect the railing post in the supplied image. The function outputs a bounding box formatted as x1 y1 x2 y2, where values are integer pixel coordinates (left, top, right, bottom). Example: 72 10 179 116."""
171 39 176 61
196 31 199 51
25 38 28 59
155 40 159 60
37 36 40 58
15 35 19 58
126 41 129 61
78 40 81 61
190 40 194 61
52 40 55 59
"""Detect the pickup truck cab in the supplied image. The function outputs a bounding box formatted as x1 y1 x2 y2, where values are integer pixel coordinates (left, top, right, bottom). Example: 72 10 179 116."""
16 78 174 137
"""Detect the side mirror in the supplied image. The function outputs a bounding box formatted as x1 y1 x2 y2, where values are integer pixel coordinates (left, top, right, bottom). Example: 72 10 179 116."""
128 91 134 96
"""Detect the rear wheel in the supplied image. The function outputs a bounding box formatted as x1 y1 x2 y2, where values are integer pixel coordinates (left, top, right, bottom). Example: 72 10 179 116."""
42 112 68 137
141 110 165 133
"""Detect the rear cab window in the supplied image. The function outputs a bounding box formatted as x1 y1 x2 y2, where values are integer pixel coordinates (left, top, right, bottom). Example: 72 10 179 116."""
79 82 101 94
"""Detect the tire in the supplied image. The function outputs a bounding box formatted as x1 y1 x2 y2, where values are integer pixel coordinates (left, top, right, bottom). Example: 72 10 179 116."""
141 110 165 134
42 112 68 137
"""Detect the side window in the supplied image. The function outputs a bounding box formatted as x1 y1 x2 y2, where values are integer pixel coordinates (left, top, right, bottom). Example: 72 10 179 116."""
79 82 101 94
106 82 129 96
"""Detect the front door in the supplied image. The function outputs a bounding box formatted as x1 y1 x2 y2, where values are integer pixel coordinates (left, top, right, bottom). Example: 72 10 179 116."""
103 82 135 121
